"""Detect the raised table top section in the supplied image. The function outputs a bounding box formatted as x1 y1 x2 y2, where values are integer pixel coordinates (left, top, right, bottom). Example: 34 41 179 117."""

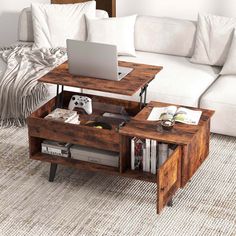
120 101 215 145
38 61 162 96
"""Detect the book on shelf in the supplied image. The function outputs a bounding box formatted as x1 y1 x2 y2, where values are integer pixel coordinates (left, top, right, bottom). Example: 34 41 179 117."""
44 108 80 124
131 138 135 170
131 138 176 174
143 145 146 172
131 138 144 170
148 106 202 125
144 139 151 172
150 140 157 174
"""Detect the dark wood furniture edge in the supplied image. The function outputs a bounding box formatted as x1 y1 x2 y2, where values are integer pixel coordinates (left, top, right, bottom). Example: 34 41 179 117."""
51 0 116 17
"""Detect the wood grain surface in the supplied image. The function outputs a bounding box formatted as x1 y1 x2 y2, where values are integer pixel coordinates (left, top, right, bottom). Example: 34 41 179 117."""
157 146 181 213
28 91 140 153
120 101 214 145
39 61 162 96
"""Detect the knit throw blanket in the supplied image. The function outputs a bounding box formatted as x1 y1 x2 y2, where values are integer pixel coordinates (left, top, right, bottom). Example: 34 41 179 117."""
0 45 67 127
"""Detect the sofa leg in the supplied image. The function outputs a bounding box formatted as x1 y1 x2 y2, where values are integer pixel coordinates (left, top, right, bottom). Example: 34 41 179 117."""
49 163 58 182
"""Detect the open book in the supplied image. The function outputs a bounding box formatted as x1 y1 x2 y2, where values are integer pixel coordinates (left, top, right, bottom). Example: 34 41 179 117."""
147 106 202 125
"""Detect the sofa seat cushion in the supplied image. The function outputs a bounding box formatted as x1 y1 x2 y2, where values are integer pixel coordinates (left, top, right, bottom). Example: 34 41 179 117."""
200 75 236 136
84 51 220 107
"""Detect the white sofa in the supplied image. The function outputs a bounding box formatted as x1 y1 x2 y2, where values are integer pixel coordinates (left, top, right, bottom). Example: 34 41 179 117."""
17 8 236 137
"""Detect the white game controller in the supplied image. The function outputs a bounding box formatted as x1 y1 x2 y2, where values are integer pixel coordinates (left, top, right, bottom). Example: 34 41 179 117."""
68 95 92 114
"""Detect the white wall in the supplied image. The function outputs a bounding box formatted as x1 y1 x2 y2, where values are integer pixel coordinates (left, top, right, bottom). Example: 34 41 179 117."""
0 0 49 46
214 0 236 17
116 0 227 20
1 0 236 46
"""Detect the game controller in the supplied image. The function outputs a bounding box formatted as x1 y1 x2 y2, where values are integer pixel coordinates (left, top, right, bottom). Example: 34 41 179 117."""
68 95 92 115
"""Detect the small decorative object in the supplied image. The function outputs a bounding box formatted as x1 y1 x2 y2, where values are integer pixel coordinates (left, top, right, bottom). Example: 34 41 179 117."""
85 121 112 130
161 119 175 130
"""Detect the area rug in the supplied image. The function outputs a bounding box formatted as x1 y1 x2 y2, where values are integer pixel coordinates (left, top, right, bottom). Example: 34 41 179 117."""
0 127 235 236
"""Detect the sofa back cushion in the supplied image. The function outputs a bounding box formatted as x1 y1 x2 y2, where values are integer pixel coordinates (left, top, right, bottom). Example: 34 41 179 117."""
86 15 137 56
18 7 34 42
18 7 109 42
134 16 196 57
190 13 236 66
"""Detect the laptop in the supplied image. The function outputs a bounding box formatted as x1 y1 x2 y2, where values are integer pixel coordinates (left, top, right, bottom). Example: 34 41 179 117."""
67 39 133 81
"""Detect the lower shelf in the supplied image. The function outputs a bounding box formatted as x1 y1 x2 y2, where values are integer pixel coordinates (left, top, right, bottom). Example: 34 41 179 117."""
121 170 156 183
31 153 119 174
31 153 156 183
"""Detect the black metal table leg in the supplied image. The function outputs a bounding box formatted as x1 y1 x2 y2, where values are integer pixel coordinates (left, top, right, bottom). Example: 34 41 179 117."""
56 84 60 108
60 85 64 108
144 84 148 105
49 163 58 182
139 84 148 109
167 198 173 207
55 85 64 108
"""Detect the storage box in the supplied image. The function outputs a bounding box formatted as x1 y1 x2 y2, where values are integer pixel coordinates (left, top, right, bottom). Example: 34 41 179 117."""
70 145 119 167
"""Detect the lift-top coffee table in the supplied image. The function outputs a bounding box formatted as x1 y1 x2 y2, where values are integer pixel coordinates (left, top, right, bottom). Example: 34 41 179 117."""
27 61 214 213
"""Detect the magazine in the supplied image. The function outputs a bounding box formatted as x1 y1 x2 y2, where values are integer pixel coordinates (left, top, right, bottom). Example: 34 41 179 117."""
147 106 202 125
44 108 79 123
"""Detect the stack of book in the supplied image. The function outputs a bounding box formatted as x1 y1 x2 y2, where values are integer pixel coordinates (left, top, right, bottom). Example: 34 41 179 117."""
41 140 71 157
131 138 175 174
44 108 80 124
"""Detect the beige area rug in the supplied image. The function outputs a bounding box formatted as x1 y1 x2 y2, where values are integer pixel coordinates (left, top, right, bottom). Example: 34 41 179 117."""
0 127 236 236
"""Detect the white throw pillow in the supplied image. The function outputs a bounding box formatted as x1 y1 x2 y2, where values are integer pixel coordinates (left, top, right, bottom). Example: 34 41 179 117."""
86 15 137 56
191 13 236 66
31 2 96 48
18 8 34 42
134 16 196 57
220 30 236 75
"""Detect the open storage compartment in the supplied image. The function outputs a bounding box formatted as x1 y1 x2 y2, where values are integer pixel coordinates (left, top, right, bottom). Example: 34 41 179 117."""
119 134 182 213
27 91 141 173
27 91 182 213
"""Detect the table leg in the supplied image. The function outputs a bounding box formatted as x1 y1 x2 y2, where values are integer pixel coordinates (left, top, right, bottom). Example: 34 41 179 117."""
60 85 64 108
56 85 60 108
49 163 58 182
55 85 64 108
139 84 149 109
167 198 173 207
